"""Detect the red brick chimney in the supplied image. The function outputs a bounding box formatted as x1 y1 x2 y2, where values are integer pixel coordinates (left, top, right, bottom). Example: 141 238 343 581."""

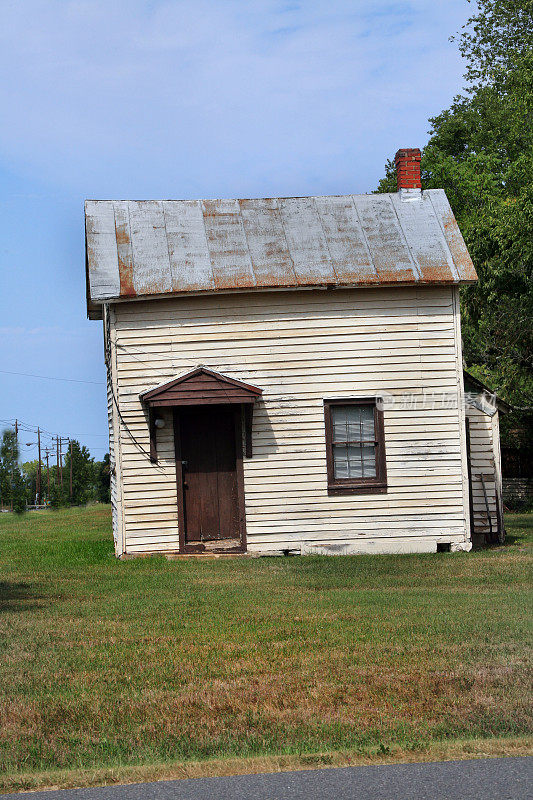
395 148 421 192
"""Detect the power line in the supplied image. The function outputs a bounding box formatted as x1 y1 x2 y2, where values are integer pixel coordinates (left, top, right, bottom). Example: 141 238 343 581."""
0 418 109 461
64 432 109 438
0 369 104 385
2 356 156 467
108 379 164 471
0 417 108 440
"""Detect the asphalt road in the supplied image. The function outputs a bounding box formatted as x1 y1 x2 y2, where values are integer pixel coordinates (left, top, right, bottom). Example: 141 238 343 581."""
2 758 530 800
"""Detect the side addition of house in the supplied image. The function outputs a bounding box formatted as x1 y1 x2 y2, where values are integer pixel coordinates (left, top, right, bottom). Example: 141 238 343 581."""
85 148 505 557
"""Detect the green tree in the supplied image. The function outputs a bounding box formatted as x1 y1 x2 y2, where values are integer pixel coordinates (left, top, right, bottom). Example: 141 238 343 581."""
0 428 27 513
63 440 95 505
49 480 68 509
376 0 533 447
97 453 111 503
21 459 40 504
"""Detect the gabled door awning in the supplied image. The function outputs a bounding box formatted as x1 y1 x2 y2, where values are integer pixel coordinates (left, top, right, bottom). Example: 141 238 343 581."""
140 366 262 407
140 367 262 462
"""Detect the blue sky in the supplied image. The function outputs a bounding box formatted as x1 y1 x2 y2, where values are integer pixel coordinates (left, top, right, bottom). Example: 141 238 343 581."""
0 0 471 462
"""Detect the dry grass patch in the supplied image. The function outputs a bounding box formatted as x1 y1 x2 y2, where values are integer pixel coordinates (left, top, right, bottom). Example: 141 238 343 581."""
1 737 531 795
0 506 531 792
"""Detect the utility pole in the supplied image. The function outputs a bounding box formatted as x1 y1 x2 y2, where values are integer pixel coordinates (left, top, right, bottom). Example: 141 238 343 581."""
69 439 73 499
11 420 18 511
36 427 42 505
59 437 69 490
44 448 51 500
56 436 60 488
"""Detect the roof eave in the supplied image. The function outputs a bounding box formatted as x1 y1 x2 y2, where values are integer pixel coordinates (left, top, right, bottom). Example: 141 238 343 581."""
463 370 512 413
84 206 104 320
87 277 477 312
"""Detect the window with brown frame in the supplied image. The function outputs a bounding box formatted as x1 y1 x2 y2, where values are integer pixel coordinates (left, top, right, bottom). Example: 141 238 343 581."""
324 399 387 494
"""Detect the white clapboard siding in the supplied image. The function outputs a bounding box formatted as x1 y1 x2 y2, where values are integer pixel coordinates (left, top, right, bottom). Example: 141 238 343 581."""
466 403 502 540
107 285 471 555
107 306 128 555
106 364 118 546
106 367 118 546
103 308 122 554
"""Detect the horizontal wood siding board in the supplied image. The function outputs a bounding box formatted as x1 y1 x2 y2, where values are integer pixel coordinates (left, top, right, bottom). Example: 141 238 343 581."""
118 408 463 426
116 324 456 345
122 364 459 381
113 289 453 323
116 311 455 335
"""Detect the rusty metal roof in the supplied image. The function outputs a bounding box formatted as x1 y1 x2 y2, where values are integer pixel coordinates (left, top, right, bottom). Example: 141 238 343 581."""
85 190 477 319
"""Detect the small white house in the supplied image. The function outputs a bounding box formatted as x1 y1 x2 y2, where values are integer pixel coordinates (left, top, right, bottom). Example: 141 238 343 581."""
85 148 504 558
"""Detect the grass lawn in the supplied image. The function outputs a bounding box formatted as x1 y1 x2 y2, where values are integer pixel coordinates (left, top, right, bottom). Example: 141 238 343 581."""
0 506 531 792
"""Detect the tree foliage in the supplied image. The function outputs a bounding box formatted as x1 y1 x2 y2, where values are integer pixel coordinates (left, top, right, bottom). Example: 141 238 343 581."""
0 429 26 513
1 428 110 511
63 440 95 505
376 0 533 446
97 453 111 504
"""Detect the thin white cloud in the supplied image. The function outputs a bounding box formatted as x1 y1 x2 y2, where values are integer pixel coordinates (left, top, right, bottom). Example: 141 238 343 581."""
0 0 470 196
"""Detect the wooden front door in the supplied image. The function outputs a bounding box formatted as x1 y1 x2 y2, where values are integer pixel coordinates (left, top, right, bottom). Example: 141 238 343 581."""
174 407 245 553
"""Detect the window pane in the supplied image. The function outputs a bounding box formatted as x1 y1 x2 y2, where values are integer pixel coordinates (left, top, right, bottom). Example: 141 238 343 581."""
346 405 361 441
331 404 375 443
333 443 376 479
333 444 349 478
359 405 375 442
361 444 377 477
332 407 348 442
347 445 363 478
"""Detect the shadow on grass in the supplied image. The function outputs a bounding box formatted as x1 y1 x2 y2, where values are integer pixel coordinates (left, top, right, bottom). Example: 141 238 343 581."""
504 532 524 546
471 513 532 550
0 581 47 613
503 513 533 547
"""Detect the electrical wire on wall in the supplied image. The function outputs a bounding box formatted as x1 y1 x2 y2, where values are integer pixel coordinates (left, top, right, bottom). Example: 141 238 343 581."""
107 367 167 472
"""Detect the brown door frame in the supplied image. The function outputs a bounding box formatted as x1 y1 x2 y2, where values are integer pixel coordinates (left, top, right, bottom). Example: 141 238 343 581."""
173 406 247 554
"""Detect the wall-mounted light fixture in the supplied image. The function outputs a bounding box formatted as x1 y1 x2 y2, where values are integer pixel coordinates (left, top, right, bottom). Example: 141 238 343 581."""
148 412 166 463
